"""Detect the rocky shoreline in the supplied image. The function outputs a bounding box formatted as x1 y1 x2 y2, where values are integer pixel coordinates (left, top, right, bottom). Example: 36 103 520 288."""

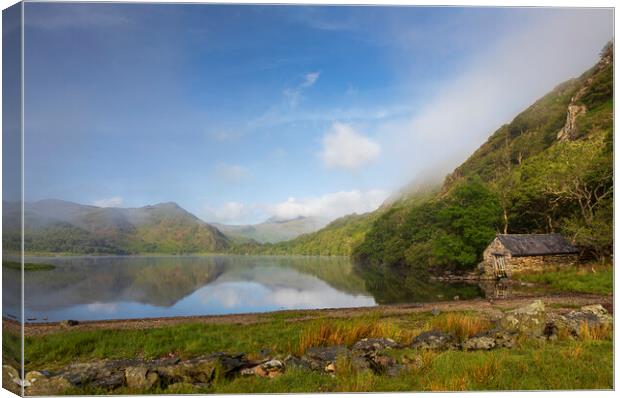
3 300 613 395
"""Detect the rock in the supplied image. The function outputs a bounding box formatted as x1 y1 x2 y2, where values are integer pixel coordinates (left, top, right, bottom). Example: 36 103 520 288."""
462 335 496 351
556 304 614 338
305 345 349 362
60 319 79 327
303 345 350 371
557 104 587 141
255 359 284 378
283 355 311 371
26 375 72 396
431 308 441 317
411 331 456 350
453 295 460 301
60 361 125 390
3 365 21 394
211 352 249 375
125 366 159 390
497 300 546 336
324 363 336 373
578 304 613 324
352 338 399 353
157 357 218 384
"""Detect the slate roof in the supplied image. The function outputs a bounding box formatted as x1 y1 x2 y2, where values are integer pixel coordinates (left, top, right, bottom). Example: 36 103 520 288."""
497 233 578 257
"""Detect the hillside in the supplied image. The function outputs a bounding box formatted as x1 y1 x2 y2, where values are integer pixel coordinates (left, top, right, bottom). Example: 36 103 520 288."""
353 42 613 272
257 42 613 271
2 200 229 254
213 216 329 244
229 212 380 256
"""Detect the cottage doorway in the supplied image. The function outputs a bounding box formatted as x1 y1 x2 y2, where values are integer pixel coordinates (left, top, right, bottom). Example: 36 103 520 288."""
492 254 507 279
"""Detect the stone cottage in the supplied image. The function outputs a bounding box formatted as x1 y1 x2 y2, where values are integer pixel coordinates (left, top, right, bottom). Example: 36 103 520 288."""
480 233 579 279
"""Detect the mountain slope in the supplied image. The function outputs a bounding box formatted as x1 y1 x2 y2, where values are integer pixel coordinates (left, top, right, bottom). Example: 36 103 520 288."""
353 42 613 271
3 200 229 254
213 216 329 244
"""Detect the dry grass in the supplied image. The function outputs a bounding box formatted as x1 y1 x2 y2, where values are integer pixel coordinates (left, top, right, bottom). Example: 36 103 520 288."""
579 322 612 341
297 319 401 355
427 313 491 341
561 345 584 361
471 357 501 385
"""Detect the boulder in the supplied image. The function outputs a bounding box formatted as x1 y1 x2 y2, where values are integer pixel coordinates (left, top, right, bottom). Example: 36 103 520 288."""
352 338 399 353
254 359 285 378
303 345 350 371
59 361 125 390
411 331 456 350
497 300 546 336
125 366 159 390
59 319 79 327
462 335 496 351
3 365 21 394
25 373 72 396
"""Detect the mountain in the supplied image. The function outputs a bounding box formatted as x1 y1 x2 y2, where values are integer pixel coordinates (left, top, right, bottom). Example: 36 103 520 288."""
213 216 329 244
230 212 380 256
250 41 613 270
2 199 229 254
353 42 613 271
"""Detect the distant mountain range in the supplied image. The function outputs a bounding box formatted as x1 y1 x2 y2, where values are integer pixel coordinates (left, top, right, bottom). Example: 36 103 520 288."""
3 199 229 254
2 199 331 254
213 216 329 244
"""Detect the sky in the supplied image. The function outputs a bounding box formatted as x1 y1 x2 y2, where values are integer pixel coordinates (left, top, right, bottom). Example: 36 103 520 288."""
21 3 613 225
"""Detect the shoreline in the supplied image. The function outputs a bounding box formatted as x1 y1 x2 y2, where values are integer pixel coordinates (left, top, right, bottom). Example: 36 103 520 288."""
6 292 612 337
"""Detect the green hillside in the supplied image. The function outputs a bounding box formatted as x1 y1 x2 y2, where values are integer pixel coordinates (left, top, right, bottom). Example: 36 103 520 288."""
3 200 229 254
257 42 613 273
229 212 380 256
213 216 329 244
353 42 613 272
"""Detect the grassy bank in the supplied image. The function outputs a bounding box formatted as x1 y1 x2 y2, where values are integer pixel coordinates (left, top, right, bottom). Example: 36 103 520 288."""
20 307 613 393
514 264 613 295
2 261 55 271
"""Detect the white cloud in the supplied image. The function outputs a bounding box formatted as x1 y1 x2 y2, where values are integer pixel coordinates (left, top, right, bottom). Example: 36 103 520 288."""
266 189 389 221
319 122 381 170
215 163 249 182
301 71 320 88
203 201 250 224
283 71 321 106
93 196 123 208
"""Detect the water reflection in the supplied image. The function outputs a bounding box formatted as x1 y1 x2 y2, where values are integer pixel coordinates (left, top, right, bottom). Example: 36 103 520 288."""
4 255 538 322
9 255 376 321
352 263 484 304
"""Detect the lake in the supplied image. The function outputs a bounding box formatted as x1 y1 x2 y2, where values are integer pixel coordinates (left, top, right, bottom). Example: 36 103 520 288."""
3 255 491 322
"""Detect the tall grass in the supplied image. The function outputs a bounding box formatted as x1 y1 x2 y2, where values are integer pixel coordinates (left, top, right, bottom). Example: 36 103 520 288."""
579 322 612 341
427 313 491 341
297 319 400 355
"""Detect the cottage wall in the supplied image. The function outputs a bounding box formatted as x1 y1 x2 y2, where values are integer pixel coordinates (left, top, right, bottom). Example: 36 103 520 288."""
508 254 579 274
480 238 512 279
479 237 579 279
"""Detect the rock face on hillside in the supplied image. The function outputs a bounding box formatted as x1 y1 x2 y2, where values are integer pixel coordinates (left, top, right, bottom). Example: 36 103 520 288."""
558 42 613 141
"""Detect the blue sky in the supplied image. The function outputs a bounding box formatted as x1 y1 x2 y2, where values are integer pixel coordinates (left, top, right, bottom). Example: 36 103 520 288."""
22 3 613 224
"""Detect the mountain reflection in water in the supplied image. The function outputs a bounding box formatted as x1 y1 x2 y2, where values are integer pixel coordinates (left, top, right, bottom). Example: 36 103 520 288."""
1 255 512 322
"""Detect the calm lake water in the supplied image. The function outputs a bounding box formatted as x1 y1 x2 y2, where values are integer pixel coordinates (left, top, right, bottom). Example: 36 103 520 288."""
3 255 491 322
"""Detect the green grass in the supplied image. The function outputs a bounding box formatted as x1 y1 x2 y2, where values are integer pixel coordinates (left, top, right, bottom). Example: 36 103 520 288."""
20 308 613 393
514 265 613 295
55 340 613 394
2 261 55 271
24 315 412 371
